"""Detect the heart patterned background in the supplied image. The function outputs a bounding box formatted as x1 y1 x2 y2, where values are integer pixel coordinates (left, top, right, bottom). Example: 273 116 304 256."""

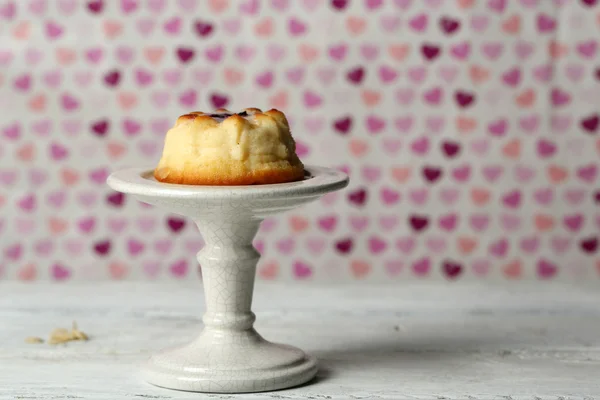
0 0 599 282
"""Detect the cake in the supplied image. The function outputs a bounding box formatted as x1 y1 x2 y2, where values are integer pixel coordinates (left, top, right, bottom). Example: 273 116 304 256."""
154 108 305 185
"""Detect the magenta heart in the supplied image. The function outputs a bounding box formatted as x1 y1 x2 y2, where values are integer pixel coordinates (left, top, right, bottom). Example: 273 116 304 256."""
410 137 429 155
50 142 69 161
577 163 598 183
488 0 506 12
163 16 181 35
328 44 347 61
205 45 223 63
288 17 307 36
52 263 71 280
423 87 443 105
537 259 557 279
179 89 197 107
369 236 387 254
293 260 312 279
380 187 400 205
121 0 138 13
551 88 571 106
78 217 96 234
409 13 427 32
4 243 22 261
122 118 141 137
127 239 145 256
135 68 154 86
537 13 556 33
2 122 20 140
452 165 470 182
61 93 79 111
169 259 188 278
14 74 31 91
450 42 470 60
46 21 64 39
412 258 431 276
88 167 109 185
489 238 509 258
488 119 507 137
438 213 458 232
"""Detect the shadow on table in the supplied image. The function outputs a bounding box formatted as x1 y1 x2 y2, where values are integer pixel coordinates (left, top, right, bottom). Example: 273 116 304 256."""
312 332 508 371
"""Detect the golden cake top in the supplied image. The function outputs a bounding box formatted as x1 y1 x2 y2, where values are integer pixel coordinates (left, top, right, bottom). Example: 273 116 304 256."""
175 108 289 129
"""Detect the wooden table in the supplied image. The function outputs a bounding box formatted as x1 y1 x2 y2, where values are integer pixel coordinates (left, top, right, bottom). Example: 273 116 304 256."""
1 282 599 399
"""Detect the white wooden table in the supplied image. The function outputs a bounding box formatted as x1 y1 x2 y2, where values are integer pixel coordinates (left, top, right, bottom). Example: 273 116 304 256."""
1 281 599 399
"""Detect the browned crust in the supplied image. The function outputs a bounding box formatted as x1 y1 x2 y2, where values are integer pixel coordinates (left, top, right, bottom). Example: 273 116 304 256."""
175 108 288 127
154 165 305 186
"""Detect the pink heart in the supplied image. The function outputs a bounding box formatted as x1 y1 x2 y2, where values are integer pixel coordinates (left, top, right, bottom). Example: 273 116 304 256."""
500 213 521 232
349 215 369 232
178 0 197 11
163 16 181 35
472 259 490 276
379 215 398 231
57 0 76 14
50 142 69 161
63 239 83 256
0 50 13 66
143 261 161 278
412 258 430 276
381 16 400 32
127 239 145 256
396 237 415 254
62 119 82 136
369 236 387 254
471 14 489 32
439 188 459 205
45 21 64 39
34 239 53 256
151 91 170 108
423 87 443 105
316 67 336 85
533 188 553 206
236 45 256 62
107 217 128 234
438 66 458 83
514 165 535 182
147 0 166 12
150 118 170 136
29 168 47 185
123 118 141 136
223 18 241 35
489 238 509 258
77 191 98 208
4 243 22 261
328 44 347 61
121 0 138 13
85 48 103 64
450 42 470 60
239 0 259 15
46 190 67 208
469 214 490 232
519 114 539 133
360 44 379 61
52 263 71 280
73 70 93 87
25 48 43 65
409 188 428 205
551 236 571 254
154 239 173 255
77 217 96 234
514 40 534 60
61 93 79 111
31 119 51 136
520 236 539 253
2 123 20 140
481 42 503 60
564 189 585 206
272 0 289 11
115 46 135 64
137 18 155 36
426 237 446 254
205 45 224 62
385 260 403 276
16 218 36 235
396 87 415 105
408 13 427 32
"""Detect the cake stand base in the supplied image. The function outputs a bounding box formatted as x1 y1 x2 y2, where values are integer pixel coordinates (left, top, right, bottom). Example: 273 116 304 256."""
143 329 318 393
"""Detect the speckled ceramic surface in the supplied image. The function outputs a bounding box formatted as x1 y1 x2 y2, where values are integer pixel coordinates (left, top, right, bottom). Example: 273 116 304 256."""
106 165 348 393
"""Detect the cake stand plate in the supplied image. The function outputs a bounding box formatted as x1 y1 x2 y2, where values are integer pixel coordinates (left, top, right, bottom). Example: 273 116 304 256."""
106 166 348 393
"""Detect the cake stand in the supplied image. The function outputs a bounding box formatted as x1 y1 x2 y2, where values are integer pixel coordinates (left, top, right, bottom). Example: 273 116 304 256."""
106 166 348 393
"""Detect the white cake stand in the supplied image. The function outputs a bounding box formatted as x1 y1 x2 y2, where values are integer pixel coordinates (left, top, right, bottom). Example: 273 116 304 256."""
106 166 348 393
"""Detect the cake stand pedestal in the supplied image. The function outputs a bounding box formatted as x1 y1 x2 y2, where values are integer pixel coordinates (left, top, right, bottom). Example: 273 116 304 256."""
106 166 348 394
